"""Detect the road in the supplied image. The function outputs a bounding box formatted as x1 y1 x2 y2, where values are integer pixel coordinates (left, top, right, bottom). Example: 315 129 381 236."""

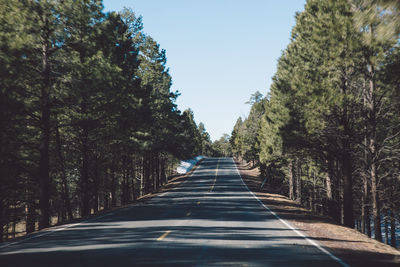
0 158 345 266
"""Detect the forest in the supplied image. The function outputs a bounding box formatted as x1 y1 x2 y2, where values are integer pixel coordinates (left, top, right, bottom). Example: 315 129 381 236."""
0 0 216 241
231 0 400 247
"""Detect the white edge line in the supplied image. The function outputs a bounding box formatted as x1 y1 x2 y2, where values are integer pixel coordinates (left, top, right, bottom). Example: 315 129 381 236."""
0 159 206 250
231 158 350 267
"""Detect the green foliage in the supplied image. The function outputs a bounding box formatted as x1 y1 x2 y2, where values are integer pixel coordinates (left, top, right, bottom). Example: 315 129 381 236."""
353 0 400 42
212 134 232 157
230 91 265 162
198 122 213 156
0 0 211 240
233 0 400 238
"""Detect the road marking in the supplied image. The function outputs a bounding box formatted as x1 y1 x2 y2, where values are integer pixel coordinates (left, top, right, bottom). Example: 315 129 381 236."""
0 211 116 249
197 201 201 205
209 158 220 192
0 159 208 250
157 230 171 241
231 158 350 267
186 211 191 216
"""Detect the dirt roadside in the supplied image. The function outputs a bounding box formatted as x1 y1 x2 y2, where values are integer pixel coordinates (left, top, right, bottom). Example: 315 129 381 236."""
236 160 400 267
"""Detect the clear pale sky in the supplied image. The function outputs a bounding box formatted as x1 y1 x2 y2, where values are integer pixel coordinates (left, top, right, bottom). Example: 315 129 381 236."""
102 0 305 141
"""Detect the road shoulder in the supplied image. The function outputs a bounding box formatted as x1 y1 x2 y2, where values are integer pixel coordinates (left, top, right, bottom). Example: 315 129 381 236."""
236 160 400 267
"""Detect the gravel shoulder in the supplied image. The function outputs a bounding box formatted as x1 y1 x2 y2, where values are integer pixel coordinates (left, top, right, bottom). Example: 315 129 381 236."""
237 160 400 267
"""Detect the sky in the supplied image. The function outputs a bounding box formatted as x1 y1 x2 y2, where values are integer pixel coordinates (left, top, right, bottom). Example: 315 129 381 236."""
102 0 306 141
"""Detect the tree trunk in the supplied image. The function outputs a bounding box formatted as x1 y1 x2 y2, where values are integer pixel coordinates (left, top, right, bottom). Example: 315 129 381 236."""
161 156 167 185
140 156 144 197
111 167 117 208
152 153 156 191
312 172 317 212
127 154 134 202
341 141 354 228
0 202 3 242
384 212 389 245
361 168 371 237
156 153 160 189
325 153 339 221
365 206 371 237
38 29 51 230
288 161 294 200
12 205 16 239
371 164 382 241
367 63 382 242
104 168 110 209
122 154 129 205
93 154 99 213
362 68 372 238
132 154 137 200
25 200 36 234
296 158 301 203
144 153 151 194
325 166 333 201
80 98 90 217
390 214 396 248
338 62 354 228
55 117 73 220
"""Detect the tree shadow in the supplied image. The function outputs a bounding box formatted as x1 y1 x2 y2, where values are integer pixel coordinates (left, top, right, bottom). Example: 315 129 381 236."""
1 158 398 267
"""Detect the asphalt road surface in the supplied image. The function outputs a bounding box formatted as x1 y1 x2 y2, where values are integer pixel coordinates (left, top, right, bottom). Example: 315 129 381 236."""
0 158 346 266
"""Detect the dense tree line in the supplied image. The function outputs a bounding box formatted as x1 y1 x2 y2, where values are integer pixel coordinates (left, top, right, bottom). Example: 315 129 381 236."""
210 134 231 157
231 0 400 247
0 0 211 241
230 91 264 164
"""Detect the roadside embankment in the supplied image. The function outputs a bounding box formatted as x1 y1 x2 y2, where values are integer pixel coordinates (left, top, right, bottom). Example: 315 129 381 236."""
176 156 205 174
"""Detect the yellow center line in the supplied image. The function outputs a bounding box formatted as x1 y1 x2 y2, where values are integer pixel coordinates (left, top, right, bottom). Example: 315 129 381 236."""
157 230 171 241
209 158 220 192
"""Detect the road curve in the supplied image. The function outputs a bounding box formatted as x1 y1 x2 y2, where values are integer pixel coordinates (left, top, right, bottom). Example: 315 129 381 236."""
0 158 345 266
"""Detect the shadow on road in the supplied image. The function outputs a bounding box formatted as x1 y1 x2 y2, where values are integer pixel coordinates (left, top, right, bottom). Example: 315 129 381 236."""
237 160 400 267
1 158 398 267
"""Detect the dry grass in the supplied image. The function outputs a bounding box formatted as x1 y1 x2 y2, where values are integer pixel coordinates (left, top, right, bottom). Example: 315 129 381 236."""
237 160 400 267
